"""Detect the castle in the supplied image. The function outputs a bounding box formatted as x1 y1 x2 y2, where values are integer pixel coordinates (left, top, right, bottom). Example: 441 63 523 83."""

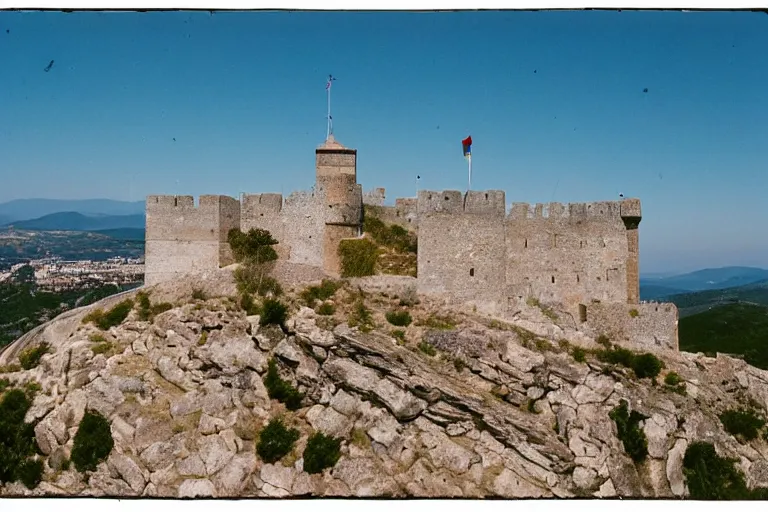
145 136 679 352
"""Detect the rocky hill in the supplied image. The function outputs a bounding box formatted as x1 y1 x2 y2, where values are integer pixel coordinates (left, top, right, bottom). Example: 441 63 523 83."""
1 269 768 499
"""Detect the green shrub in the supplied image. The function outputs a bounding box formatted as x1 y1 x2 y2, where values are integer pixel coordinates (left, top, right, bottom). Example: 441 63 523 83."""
664 372 682 386
629 308 639 318
0 378 10 393
191 288 207 301
362 213 417 254
18 343 50 370
719 408 766 442
240 293 261 316
609 399 649 463
150 302 173 317
418 341 437 357
198 331 208 346
0 389 42 489
83 299 134 330
301 280 341 307
227 228 279 264
683 441 752 499
317 302 336 316
260 299 287 327
572 347 587 363
256 418 300 463
391 329 406 343
88 333 106 343
663 372 687 395
386 310 412 327
17 458 43 489
70 410 114 473
453 357 466 372
597 346 664 380
234 261 283 297
263 359 304 410
348 300 374 333
630 353 664 379
303 432 342 474
338 238 379 278
135 292 172 322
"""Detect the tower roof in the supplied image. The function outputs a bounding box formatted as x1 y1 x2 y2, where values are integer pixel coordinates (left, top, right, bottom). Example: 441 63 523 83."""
317 134 346 150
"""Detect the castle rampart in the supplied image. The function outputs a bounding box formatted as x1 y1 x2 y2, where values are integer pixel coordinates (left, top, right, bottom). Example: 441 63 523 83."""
144 139 676 353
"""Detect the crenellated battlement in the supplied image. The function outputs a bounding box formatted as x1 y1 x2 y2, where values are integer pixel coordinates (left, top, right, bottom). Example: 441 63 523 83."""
417 190 507 217
241 193 284 216
506 199 641 221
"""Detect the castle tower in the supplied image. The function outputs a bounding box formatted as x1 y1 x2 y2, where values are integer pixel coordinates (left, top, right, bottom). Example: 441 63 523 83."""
315 135 363 277
620 198 642 305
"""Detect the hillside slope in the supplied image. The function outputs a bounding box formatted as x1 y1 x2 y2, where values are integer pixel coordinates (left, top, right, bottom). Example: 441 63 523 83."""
667 280 768 318
4 212 145 231
679 303 768 370
2 272 768 499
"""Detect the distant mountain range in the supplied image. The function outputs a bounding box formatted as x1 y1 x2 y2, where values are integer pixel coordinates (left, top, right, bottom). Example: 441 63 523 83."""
640 266 768 301
3 212 145 232
0 198 145 224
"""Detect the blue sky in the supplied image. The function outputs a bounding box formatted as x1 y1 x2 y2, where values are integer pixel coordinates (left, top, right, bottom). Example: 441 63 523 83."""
0 10 766 273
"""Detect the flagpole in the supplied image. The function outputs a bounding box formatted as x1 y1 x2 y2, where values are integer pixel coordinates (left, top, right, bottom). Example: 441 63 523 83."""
468 154 472 191
326 80 331 140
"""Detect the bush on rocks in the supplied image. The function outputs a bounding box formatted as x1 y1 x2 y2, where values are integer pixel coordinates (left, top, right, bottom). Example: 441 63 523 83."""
256 418 300 464
385 310 412 327
263 359 304 411
609 399 648 463
71 410 114 473
719 408 766 442
682 441 762 500
0 388 43 489
260 299 288 327
303 432 342 474
18 342 50 370
82 299 134 330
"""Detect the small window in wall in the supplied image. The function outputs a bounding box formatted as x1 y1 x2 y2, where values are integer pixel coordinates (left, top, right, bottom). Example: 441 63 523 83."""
580 241 583 248
485 193 489 200
579 304 587 323
469 268 475 277
524 238 528 249
576 273 580 283
174 197 178 207
551 276 555 284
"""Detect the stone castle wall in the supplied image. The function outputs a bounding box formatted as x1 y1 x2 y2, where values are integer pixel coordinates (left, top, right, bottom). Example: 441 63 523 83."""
144 195 240 286
144 143 676 353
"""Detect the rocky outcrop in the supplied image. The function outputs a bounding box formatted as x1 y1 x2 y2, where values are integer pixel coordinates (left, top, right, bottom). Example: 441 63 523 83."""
2 275 768 498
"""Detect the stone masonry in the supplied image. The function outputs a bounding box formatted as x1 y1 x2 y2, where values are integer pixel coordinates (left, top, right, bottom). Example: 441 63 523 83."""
144 138 678 351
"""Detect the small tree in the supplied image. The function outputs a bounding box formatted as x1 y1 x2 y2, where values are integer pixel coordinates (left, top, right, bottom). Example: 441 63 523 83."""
228 228 281 297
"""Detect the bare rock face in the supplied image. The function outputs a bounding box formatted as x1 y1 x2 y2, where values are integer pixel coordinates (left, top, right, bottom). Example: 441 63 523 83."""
4 278 768 499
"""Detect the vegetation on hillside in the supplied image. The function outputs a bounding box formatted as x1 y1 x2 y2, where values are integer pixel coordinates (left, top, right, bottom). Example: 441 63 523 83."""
0 387 44 489
229 228 282 301
0 266 139 347
358 205 417 277
679 303 768 370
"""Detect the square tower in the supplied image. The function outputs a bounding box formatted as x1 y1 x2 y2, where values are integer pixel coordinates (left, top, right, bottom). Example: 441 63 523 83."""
315 135 363 277
315 134 357 181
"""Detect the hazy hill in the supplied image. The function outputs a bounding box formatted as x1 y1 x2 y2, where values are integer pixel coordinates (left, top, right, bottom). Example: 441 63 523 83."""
0 198 144 223
679 302 768 370
641 266 768 293
665 280 768 318
3 212 145 232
